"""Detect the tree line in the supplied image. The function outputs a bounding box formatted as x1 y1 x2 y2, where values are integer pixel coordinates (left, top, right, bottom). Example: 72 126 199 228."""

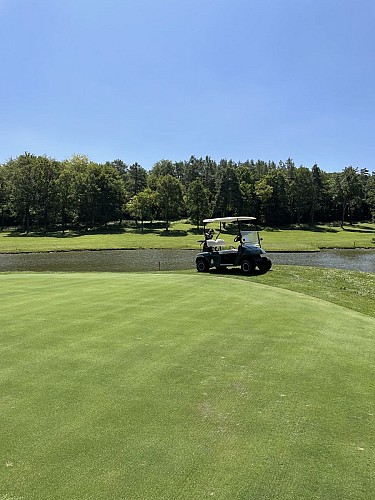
0 153 374 232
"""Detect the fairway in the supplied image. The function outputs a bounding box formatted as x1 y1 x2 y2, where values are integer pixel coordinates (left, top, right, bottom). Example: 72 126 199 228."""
1 273 374 499
0 221 374 253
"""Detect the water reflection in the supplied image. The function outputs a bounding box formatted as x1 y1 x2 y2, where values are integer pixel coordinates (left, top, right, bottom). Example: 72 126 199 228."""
0 248 374 273
0 249 196 273
269 249 375 273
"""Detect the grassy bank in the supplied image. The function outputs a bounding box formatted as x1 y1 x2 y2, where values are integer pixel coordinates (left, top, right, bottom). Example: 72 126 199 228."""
0 221 374 253
1 270 374 499
193 265 375 318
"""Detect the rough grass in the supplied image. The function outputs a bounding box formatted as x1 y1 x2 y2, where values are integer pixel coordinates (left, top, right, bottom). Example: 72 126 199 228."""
0 221 374 253
202 265 375 318
0 272 374 499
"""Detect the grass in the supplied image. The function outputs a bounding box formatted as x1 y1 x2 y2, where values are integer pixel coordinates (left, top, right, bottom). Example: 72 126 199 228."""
0 221 374 253
1 270 374 499
204 265 375 318
263 222 375 251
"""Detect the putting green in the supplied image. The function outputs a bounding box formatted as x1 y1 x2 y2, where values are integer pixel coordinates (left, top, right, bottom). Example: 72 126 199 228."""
0 273 374 500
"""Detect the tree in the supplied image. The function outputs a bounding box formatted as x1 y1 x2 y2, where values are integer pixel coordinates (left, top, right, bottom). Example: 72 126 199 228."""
138 187 157 223
183 156 204 186
126 195 142 227
126 187 156 230
338 166 362 226
125 163 148 198
293 167 313 223
215 161 241 217
310 164 324 225
151 159 176 178
185 179 211 229
201 156 217 199
8 153 37 233
156 174 184 230
33 156 61 231
57 161 81 232
106 159 128 180
88 163 126 226
239 181 256 216
66 155 93 229
365 173 375 221
357 168 371 220
237 165 257 216
255 177 273 224
173 161 186 183
148 160 176 191
0 166 10 230
255 168 288 225
72 157 125 228
284 158 297 223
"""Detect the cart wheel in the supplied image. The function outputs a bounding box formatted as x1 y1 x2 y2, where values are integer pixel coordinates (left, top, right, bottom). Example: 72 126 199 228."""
196 259 209 273
258 258 272 273
241 258 255 274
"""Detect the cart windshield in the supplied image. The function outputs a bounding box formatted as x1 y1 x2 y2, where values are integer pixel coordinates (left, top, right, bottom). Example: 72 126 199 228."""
241 231 260 247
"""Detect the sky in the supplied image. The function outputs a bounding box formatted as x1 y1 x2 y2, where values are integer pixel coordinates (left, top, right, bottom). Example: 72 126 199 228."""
1 0 374 172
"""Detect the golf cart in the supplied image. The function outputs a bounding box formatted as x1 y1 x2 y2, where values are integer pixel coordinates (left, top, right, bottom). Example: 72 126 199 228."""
196 216 272 274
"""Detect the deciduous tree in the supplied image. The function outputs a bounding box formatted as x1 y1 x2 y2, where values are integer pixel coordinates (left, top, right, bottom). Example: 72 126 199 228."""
8 152 37 233
365 173 375 221
0 166 10 230
156 174 184 230
185 179 211 229
33 156 61 231
126 187 156 230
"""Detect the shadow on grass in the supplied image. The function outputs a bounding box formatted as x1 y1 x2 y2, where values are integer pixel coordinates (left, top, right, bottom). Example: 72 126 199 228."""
341 226 375 233
187 228 204 235
130 227 161 235
160 229 188 237
277 224 339 233
145 222 167 230
4 225 190 238
5 230 84 238
208 267 272 277
123 221 178 234
284 223 374 233
4 226 128 238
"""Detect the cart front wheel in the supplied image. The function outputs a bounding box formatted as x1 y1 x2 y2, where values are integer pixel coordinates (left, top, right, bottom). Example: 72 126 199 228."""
258 258 272 273
241 258 255 274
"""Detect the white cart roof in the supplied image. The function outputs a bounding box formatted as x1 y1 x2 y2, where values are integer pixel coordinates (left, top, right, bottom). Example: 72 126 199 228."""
203 216 256 223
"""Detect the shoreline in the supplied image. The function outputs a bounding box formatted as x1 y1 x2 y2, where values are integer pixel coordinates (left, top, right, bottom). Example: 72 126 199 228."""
1 246 375 255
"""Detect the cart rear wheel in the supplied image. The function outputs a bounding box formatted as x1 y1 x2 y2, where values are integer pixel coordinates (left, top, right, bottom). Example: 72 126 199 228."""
196 258 209 273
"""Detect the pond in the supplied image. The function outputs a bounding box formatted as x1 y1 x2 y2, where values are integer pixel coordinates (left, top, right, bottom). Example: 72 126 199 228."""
0 248 374 273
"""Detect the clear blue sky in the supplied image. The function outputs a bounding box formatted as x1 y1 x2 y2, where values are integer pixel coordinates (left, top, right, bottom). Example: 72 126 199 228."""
1 0 374 172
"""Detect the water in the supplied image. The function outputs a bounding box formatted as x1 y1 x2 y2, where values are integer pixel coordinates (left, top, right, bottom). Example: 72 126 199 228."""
0 249 197 273
0 248 374 273
269 249 375 273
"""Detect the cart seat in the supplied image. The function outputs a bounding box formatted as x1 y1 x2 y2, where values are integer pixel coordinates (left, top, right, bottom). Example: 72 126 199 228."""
206 239 225 248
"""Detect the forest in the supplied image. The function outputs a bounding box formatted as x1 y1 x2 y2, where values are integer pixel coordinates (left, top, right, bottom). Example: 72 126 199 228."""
0 153 374 232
